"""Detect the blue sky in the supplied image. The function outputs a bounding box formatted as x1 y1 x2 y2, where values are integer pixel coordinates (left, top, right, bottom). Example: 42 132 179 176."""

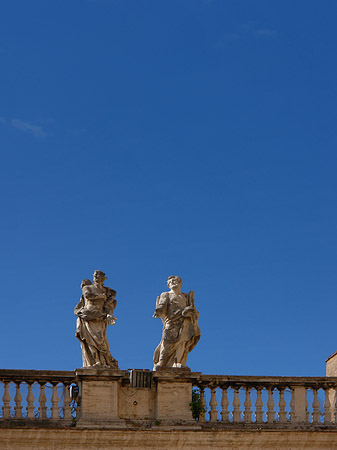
0 0 336 376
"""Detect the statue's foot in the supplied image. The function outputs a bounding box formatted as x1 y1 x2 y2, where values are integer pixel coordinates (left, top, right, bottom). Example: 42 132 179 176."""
173 363 185 368
109 360 119 369
153 363 191 372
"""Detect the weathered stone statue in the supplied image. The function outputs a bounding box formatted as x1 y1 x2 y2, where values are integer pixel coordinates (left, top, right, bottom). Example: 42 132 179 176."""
153 276 201 371
74 270 118 368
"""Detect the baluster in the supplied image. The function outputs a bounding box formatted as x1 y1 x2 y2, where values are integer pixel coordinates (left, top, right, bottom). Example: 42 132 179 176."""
221 386 229 422
26 383 35 419
209 386 217 422
244 387 252 423
267 388 274 423
233 388 241 422
329 388 336 423
290 388 295 423
279 388 287 423
38 384 47 419
51 384 59 419
14 383 22 418
330 388 337 423
63 384 72 420
2 382 11 418
198 387 206 423
306 389 310 422
273 388 279 422
312 389 320 424
73 383 81 418
255 388 263 423
324 388 331 424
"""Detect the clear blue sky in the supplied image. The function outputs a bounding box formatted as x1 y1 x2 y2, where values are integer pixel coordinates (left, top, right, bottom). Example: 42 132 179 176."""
0 0 336 376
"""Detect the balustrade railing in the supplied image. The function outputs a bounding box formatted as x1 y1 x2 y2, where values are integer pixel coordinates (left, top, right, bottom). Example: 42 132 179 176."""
1 369 337 428
193 375 337 426
0 370 78 421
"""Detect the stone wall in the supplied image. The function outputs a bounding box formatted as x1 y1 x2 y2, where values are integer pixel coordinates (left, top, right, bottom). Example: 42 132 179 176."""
1 428 337 450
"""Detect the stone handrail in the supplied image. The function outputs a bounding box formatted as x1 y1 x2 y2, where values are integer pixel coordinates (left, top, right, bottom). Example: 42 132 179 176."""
193 375 337 426
0 370 77 421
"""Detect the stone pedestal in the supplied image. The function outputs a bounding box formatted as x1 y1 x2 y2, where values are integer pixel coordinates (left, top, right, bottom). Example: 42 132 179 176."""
153 369 201 423
74 367 200 427
291 386 307 423
75 368 127 427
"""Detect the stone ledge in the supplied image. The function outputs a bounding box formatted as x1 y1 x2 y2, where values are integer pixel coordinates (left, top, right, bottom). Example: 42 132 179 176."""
75 368 129 381
0 369 76 384
2 428 337 449
152 370 201 382
2 420 337 432
0 420 75 429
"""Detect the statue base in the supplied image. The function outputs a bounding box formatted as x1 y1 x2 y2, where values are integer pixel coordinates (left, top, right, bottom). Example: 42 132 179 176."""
153 365 191 372
79 361 119 370
75 368 127 424
152 370 201 422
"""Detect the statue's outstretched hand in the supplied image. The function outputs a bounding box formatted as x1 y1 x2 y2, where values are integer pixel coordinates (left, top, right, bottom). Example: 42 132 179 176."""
107 314 117 325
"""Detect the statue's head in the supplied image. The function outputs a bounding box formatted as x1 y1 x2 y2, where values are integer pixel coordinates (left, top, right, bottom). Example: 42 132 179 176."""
93 270 107 285
167 275 182 289
81 279 91 289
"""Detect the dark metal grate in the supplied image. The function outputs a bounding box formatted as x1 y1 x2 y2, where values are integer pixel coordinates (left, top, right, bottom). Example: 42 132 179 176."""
129 369 152 388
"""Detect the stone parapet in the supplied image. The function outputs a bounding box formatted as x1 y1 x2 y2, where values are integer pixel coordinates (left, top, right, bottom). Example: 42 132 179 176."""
1 369 337 430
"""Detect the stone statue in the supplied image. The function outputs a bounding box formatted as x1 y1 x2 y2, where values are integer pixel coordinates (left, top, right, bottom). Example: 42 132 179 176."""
153 276 201 371
74 270 118 368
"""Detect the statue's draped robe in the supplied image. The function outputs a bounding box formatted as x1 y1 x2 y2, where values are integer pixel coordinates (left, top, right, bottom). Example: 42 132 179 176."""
74 287 117 367
153 291 200 368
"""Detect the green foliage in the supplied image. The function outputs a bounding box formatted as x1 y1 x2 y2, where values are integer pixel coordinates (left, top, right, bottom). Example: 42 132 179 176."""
190 387 204 421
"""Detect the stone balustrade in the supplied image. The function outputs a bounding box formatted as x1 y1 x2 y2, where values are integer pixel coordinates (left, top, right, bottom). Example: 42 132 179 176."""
1 369 337 429
0 370 77 422
193 375 337 426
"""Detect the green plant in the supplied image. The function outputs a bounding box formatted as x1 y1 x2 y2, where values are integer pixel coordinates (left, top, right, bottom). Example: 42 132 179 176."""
190 387 204 421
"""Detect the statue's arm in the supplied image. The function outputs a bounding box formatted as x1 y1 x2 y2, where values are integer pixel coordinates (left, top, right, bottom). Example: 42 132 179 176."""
187 290 195 306
182 291 198 317
105 288 117 325
153 293 168 319
74 295 84 315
